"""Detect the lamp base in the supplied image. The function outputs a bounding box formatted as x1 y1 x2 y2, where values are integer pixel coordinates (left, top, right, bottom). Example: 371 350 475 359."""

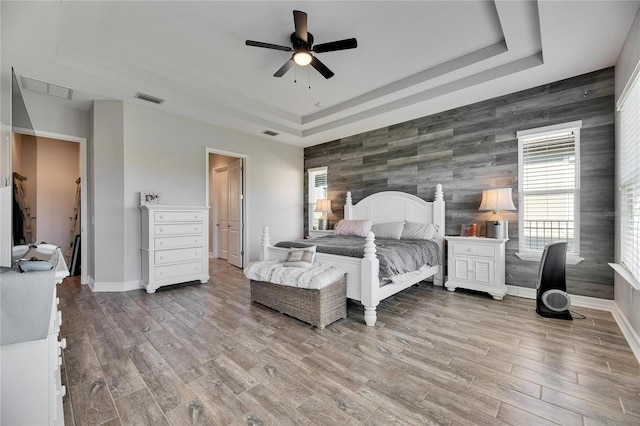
318 218 329 231
486 220 508 239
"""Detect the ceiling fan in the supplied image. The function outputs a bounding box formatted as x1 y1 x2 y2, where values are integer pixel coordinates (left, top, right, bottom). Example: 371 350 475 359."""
245 10 357 79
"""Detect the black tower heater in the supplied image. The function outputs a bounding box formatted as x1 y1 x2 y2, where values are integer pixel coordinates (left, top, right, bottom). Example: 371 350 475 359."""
536 241 572 320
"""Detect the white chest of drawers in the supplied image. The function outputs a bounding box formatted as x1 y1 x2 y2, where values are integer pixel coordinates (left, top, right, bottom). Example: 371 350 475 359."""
140 205 210 293
444 236 508 300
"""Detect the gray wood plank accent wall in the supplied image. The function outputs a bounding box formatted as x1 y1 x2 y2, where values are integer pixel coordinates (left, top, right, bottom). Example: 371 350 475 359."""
304 67 615 299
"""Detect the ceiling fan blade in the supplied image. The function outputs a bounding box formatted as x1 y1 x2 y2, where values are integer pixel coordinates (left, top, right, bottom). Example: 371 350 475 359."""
274 59 294 77
293 10 308 43
310 56 334 79
312 38 358 53
246 40 292 52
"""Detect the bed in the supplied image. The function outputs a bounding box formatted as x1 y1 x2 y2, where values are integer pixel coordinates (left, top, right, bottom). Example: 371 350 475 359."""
260 184 445 326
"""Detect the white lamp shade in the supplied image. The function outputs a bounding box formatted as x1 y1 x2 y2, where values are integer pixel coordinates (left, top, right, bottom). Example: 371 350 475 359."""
314 199 333 214
478 188 516 212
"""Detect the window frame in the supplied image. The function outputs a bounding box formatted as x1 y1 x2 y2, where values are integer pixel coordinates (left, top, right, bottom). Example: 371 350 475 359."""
307 166 328 231
612 64 640 290
516 120 584 265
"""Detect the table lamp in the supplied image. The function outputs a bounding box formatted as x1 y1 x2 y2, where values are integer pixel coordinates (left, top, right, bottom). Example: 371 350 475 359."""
314 199 333 230
478 188 516 238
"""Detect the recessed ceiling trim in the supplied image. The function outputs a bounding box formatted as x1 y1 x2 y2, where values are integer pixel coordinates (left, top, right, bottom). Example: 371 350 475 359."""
303 40 508 125
302 53 544 138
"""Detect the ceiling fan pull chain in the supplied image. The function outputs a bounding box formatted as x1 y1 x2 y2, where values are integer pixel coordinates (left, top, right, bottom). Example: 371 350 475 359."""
309 71 311 89
294 67 297 84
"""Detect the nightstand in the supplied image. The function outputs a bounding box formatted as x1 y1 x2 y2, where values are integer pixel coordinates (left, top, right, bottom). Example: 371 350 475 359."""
444 236 508 300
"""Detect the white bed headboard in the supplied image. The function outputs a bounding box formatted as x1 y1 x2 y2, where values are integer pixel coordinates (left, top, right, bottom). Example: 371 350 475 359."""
343 184 445 286
344 184 444 228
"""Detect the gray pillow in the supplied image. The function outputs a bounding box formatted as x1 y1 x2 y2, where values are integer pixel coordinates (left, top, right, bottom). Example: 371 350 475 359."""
371 221 405 239
401 222 438 240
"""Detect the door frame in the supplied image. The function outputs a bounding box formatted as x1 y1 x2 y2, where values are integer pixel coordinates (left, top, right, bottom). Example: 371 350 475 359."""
205 148 247 268
13 127 88 285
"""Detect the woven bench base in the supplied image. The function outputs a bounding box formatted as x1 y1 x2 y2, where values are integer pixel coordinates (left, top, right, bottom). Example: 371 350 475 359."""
250 274 347 329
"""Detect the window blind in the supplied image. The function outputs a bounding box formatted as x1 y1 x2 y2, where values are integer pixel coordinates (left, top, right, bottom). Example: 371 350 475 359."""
619 72 640 282
521 130 578 252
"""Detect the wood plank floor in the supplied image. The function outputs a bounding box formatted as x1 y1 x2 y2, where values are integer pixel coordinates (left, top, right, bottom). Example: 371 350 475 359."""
59 259 640 425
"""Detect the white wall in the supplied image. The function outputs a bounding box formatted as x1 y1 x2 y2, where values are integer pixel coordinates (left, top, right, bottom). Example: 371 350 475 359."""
85 101 304 290
614 7 640 341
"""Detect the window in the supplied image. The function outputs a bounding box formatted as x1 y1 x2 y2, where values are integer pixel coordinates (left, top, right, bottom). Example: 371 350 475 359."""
308 167 328 230
516 121 583 264
617 69 640 288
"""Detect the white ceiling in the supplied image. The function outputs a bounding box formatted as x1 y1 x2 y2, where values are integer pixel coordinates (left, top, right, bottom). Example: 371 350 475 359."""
3 1 638 147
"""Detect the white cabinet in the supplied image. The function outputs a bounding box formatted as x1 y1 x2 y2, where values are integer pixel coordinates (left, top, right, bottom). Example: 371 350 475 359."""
1 264 68 426
444 236 508 300
140 205 210 293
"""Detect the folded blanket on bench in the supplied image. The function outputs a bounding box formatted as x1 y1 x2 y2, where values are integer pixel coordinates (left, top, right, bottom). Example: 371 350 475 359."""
244 260 344 290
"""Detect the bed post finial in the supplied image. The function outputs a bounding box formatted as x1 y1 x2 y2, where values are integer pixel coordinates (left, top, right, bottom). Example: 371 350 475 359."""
260 226 271 260
345 191 353 220
435 184 444 201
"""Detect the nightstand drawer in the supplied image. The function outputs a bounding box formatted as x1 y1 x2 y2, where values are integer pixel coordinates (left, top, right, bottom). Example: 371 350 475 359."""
452 241 495 257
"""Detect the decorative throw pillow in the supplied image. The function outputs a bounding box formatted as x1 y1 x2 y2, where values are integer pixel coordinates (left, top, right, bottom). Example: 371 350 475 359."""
370 221 405 239
283 246 316 267
334 219 374 237
401 222 439 240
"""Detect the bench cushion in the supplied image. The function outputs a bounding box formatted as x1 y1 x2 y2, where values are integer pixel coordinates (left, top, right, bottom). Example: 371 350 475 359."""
243 260 344 290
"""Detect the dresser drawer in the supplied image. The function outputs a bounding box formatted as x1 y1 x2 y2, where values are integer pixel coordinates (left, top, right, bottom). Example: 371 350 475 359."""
452 241 496 257
155 235 205 249
155 223 204 236
155 248 204 265
155 261 203 280
155 210 205 223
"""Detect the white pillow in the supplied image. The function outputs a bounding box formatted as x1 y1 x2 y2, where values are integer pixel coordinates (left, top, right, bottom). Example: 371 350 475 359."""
334 219 374 237
401 222 439 240
283 246 316 267
370 221 405 239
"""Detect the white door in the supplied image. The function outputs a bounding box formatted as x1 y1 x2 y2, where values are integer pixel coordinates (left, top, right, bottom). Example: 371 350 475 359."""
228 158 243 268
215 167 229 260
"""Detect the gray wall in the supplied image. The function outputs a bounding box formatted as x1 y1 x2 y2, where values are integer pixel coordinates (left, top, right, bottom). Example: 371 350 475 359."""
305 68 615 299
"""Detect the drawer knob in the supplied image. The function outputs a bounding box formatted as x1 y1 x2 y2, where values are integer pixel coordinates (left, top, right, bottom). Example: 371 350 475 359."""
194 215 200 219
468 248 474 252
159 256 164 260
159 228 164 232
195 227 199 231
194 239 199 243
159 241 165 246
159 272 164 276
159 215 165 219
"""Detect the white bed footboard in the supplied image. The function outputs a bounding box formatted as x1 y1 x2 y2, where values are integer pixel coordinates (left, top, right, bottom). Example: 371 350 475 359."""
260 185 445 327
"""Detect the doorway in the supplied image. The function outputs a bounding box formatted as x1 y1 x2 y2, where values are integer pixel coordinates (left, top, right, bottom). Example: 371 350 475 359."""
11 129 88 283
208 151 245 268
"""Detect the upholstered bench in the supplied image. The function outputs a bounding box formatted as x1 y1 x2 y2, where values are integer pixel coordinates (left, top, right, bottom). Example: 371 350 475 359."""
243 260 347 329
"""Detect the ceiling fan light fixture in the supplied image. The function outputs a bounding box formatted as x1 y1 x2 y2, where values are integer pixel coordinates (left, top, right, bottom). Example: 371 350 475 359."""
293 51 312 66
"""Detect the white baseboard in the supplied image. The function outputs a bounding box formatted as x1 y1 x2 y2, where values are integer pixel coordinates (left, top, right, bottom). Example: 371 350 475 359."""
89 280 141 292
611 302 640 364
507 285 639 364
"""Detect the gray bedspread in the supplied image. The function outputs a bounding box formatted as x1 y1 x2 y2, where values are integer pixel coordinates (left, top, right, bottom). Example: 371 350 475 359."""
275 235 441 280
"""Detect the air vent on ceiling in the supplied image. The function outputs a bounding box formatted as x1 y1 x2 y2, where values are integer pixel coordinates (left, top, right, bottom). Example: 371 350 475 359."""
135 92 165 105
20 76 73 100
263 130 279 136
